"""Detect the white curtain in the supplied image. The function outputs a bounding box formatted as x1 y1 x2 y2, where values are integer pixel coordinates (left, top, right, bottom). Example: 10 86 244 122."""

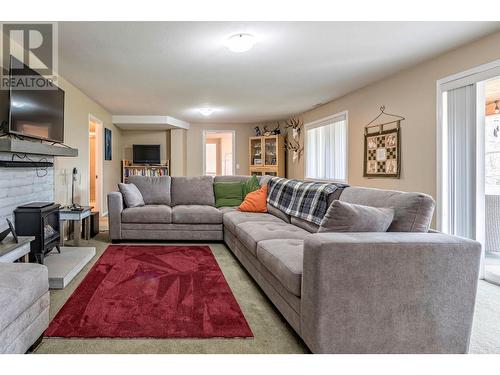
444 84 477 239
306 115 347 181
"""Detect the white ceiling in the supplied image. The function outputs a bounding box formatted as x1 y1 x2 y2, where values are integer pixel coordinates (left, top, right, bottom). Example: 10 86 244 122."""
58 22 500 124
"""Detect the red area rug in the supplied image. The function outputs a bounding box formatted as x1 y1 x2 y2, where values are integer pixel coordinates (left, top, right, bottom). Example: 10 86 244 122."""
45 245 253 338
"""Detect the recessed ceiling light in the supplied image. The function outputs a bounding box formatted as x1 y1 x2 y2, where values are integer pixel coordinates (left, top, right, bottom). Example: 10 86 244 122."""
198 108 215 116
225 33 256 53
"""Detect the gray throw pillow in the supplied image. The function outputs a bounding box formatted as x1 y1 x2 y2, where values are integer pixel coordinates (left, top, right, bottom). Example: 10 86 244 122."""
318 200 394 233
118 183 145 208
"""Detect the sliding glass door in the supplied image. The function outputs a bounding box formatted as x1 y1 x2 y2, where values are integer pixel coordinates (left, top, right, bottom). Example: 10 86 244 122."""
441 84 479 239
437 60 500 281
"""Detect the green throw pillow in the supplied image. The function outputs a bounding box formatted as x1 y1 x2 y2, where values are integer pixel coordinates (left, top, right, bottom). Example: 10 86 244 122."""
214 182 244 208
243 175 260 197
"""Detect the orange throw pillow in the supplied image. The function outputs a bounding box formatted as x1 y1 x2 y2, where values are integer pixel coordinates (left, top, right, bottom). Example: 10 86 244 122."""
239 185 268 212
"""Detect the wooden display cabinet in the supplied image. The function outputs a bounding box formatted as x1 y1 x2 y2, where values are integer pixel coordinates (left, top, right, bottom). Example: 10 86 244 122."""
248 135 285 177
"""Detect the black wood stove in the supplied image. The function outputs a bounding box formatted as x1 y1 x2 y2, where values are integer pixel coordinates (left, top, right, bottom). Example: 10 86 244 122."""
14 202 61 264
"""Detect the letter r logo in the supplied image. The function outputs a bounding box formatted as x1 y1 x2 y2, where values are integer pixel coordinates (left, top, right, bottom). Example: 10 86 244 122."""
1 23 57 76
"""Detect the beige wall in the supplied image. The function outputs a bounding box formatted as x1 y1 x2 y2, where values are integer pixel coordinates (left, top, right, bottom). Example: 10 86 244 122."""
186 122 255 176
54 77 122 214
170 128 187 176
120 130 170 162
287 30 500 201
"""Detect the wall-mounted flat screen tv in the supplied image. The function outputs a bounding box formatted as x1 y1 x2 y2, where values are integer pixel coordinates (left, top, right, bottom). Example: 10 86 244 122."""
133 144 161 164
8 56 65 143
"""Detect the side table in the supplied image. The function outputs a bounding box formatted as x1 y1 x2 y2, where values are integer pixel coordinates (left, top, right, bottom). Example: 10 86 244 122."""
59 206 92 247
0 236 35 263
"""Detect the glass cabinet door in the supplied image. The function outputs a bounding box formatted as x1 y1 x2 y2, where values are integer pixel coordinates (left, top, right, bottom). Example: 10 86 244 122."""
250 138 263 166
251 170 263 176
264 137 277 166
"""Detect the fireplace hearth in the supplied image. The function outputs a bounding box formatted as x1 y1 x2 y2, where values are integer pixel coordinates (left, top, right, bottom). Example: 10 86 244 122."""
14 202 61 264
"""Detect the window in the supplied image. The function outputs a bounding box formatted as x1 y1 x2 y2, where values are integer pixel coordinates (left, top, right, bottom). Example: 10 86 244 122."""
305 112 347 182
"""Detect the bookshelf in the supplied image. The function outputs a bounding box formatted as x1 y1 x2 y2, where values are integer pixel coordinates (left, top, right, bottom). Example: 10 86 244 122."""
122 160 170 183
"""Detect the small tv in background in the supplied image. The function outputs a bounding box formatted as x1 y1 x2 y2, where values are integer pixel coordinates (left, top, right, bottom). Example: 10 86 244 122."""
133 144 161 165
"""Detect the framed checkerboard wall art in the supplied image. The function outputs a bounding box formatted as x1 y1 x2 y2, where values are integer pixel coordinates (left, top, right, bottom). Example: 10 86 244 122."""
363 106 404 178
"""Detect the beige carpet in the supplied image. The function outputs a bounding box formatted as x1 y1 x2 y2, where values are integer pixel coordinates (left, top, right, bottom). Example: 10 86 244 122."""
34 232 500 354
35 233 308 354
470 280 500 354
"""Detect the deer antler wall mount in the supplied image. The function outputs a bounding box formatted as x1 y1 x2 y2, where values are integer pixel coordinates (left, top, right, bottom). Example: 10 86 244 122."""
285 137 303 163
284 117 302 142
284 117 303 162
262 122 281 136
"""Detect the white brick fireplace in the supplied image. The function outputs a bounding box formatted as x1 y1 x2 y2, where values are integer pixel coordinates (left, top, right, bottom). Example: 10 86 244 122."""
0 152 54 232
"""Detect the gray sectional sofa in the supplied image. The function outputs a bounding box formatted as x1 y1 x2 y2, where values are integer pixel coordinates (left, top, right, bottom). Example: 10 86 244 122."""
108 175 482 354
109 176 224 241
0 263 49 353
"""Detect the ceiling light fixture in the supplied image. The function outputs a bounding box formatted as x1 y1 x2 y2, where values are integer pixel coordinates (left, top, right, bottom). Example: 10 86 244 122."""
495 101 500 114
198 108 215 117
225 33 256 53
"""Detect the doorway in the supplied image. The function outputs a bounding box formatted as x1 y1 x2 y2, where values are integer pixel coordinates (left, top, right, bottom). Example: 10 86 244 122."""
203 130 235 176
89 115 103 215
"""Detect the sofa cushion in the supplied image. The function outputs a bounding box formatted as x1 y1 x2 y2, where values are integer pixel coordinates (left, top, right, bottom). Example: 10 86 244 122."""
0 263 49 333
121 223 222 231
223 210 284 235
235 221 309 256
239 185 268 212
171 176 215 206
122 205 172 223
118 183 145 208
243 175 260 197
267 204 291 223
319 200 394 233
218 206 237 214
258 175 272 186
257 239 304 297
214 176 251 184
339 186 435 232
172 205 222 224
128 176 171 205
214 182 244 208
291 217 319 233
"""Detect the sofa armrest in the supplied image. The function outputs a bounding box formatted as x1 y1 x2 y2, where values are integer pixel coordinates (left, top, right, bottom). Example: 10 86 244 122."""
301 232 481 354
107 192 123 240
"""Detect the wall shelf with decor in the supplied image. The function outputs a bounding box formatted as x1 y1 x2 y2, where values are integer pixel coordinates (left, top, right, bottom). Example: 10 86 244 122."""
121 160 170 183
248 135 285 177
